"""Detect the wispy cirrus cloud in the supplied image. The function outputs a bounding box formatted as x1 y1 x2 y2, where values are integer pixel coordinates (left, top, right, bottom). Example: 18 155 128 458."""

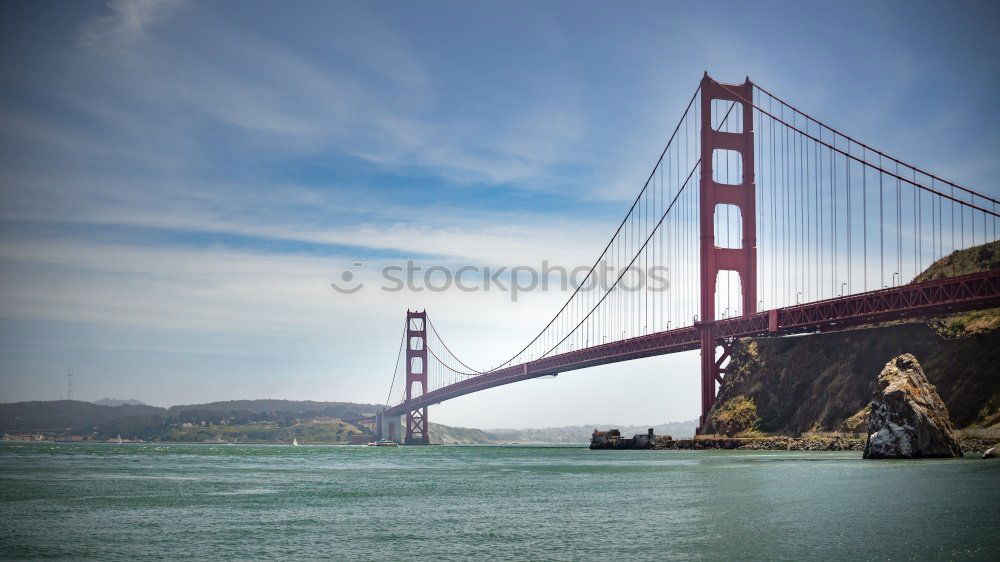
78 0 187 49
67 1 592 190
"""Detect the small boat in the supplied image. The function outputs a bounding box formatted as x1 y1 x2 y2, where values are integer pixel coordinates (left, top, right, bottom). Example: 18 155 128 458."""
292 438 299 446
367 439 399 447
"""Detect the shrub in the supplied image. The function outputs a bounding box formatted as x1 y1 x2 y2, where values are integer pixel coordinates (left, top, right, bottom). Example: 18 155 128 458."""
711 395 759 437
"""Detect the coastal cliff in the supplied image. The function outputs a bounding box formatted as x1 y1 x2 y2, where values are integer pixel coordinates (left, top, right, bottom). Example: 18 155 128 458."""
704 322 1000 436
705 241 1000 437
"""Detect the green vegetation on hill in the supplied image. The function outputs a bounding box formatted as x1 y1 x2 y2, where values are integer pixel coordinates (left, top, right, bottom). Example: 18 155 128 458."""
710 395 759 437
1 397 701 444
0 400 165 432
167 419 365 444
0 399 381 441
917 240 1000 336
166 399 380 418
92 398 146 407
913 239 999 282
98 415 169 441
428 422 494 444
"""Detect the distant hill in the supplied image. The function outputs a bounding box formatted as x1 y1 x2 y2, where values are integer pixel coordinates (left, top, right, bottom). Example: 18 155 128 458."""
166 399 381 418
164 418 366 444
0 398 697 444
486 420 698 444
428 422 494 444
0 400 166 432
93 398 146 407
0 399 381 434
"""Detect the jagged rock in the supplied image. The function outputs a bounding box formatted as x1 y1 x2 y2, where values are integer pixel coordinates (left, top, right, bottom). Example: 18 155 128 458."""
984 447 998 459
841 405 870 433
863 354 963 459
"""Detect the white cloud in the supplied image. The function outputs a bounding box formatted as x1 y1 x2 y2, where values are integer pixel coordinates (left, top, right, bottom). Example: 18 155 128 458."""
78 0 186 49
67 1 599 194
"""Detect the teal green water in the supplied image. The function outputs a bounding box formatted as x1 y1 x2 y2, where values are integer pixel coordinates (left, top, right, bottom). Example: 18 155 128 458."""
1 443 998 560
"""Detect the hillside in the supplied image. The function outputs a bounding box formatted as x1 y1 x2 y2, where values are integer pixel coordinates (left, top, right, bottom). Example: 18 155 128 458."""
0 397 700 444
93 398 146 407
0 399 380 439
912 239 999 283
0 400 166 432
166 399 380 417
428 423 495 444
166 418 366 444
706 241 1000 436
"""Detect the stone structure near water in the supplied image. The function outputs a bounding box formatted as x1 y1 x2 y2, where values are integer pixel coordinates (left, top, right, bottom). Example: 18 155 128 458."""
590 428 654 449
863 354 962 459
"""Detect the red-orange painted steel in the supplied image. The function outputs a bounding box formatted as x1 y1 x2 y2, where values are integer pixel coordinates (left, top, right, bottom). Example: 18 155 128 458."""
383 270 1000 418
697 74 757 432
404 310 430 444
379 74 1000 431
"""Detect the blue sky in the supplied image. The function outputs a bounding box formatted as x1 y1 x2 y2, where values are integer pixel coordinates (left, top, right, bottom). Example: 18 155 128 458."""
1 1 998 427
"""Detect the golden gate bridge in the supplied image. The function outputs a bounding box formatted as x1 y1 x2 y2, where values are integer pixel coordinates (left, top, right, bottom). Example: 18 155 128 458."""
362 73 1000 444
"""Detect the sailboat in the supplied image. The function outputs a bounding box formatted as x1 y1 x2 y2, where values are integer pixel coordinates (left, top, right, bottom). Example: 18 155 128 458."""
292 438 299 446
116 434 123 445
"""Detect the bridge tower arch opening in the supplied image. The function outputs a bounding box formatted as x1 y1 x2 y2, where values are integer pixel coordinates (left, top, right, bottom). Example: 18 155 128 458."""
404 310 431 445
697 73 757 434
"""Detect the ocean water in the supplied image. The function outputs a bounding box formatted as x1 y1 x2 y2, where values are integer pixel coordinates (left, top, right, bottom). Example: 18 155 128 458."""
1 443 998 560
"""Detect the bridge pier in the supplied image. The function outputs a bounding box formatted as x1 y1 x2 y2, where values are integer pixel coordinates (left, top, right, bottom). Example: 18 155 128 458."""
696 322 717 433
375 411 402 443
404 409 430 445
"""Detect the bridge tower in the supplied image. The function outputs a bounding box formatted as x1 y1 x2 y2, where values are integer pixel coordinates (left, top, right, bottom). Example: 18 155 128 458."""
404 310 430 445
697 73 757 434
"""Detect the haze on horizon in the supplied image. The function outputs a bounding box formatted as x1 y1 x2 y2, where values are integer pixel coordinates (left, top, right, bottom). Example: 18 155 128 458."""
1 0 999 428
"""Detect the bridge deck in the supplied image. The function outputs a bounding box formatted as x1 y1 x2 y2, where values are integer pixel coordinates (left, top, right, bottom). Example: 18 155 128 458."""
384 270 1000 416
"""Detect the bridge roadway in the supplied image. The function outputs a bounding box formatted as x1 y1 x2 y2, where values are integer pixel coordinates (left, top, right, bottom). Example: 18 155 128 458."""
383 270 1000 417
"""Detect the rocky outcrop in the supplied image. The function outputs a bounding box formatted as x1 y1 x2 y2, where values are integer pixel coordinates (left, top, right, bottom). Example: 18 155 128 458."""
864 354 962 459
709 324 1000 437
709 241 1000 437
985 447 998 459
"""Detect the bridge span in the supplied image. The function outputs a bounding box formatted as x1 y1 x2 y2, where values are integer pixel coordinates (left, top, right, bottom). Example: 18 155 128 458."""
367 73 1000 444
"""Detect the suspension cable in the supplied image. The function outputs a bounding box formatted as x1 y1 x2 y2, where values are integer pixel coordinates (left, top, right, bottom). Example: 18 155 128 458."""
422 82 704 376
538 159 700 358
716 80 1000 218
417 95 741 383
393 76 997 405
426 315 487 376
753 82 1000 205
383 319 407 407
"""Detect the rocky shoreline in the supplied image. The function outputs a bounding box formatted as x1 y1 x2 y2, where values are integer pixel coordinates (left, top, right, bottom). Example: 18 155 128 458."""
645 435 1000 453
651 436 862 451
957 438 1000 455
